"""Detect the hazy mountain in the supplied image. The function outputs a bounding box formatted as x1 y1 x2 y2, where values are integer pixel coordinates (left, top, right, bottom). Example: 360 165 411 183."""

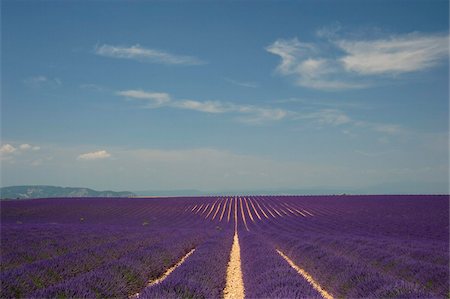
0 185 135 200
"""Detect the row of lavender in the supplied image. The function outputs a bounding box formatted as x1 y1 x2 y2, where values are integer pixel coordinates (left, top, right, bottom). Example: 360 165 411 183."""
1 197 222 298
251 195 449 298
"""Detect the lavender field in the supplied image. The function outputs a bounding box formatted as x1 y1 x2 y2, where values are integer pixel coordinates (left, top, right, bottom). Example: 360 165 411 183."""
1 195 448 298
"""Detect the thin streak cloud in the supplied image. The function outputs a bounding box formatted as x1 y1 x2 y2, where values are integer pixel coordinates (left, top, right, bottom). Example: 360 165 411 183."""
95 44 206 65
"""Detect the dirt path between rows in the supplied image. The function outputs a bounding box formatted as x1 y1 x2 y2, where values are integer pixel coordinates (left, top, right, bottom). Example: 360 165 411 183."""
223 232 245 299
131 248 196 298
277 249 333 299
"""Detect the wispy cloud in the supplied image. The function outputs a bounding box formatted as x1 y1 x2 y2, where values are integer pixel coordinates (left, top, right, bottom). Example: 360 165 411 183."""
370 123 406 135
338 33 449 75
117 89 408 131
225 78 259 88
266 38 366 90
303 109 352 126
117 90 171 107
77 150 111 161
95 44 206 65
173 100 229 113
117 89 289 124
266 31 449 90
24 76 62 88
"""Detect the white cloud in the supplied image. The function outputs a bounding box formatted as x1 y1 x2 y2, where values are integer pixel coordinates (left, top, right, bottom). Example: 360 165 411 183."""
0 144 16 155
77 150 111 160
174 100 229 113
338 33 449 75
0 143 41 161
19 144 31 150
117 89 289 124
117 90 171 107
266 31 449 90
24 76 62 88
266 38 365 90
95 44 205 65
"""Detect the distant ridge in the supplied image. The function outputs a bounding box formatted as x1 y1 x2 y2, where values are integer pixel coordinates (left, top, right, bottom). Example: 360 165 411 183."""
0 185 135 200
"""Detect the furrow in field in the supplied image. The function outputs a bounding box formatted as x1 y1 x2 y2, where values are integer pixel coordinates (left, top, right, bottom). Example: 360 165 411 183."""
303 209 314 216
248 198 262 220
200 203 210 215
254 198 269 219
132 248 197 298
239 197 250 231
212 199 223 220
261 201 277 218
276 249 333 299
260 197 280 218
284 202 307 217
243 197 255 223
205 199 219 219
268 202 283 217
219 198 228 222
281 203 300 216
194 204 204 214
234 197 238 231
224 232 245 299
227 198 233 223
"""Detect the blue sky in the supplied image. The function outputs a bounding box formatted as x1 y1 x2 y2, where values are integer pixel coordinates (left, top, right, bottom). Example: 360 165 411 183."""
1 1 448 193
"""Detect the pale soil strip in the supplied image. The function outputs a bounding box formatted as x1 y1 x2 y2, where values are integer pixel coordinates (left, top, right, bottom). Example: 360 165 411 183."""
194 204 204 214
268 203 283 217
191 205 198 212
261 201 276 218
205 199 219 219
234 197 238 231
292 207 307 217
259 197 278 218
303 209 315 216
273 202 289 216
131 248 196 298
200 203 210 215
278 206 290 216
243 197 255 223
276 249 333 299
280 203 299 216
283 203 305 216
212 199 223 220
247 198 262 220
281 204 297 216
227 197 233 223
254 198 269 219
219 198 228 222
239 197 250 231
223 233 245 299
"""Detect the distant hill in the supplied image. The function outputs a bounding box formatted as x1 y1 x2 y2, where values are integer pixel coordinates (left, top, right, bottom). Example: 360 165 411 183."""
0 185 135 200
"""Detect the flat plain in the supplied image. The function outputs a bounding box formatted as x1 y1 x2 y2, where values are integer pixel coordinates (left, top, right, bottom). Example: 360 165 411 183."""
1 195 448 298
